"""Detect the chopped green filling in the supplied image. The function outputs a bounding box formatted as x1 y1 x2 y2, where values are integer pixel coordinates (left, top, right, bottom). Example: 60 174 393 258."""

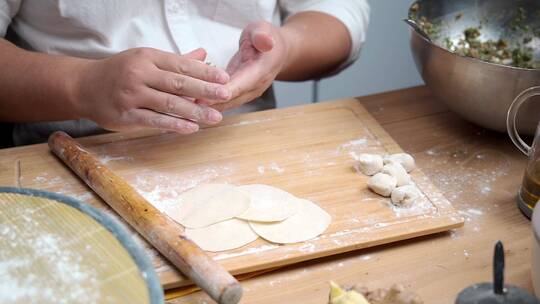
417 16 440 38
410 6 540 69
450 26 539 69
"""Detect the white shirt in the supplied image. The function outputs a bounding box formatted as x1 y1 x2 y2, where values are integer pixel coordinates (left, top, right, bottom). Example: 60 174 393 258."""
0 0 369 145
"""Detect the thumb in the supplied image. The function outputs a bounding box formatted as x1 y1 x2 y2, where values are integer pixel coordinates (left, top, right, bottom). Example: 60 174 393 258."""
183 48 207 61
249 24 275 53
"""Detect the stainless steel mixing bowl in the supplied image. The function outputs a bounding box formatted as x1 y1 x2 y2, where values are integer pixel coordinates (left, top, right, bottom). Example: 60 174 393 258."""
407 0 540 134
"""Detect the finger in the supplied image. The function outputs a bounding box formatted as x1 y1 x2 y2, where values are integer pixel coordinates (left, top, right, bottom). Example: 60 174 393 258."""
147 69 231 102
182 96 196 102
210 84 263 112
240 22 274 52
183 48 207 61
195 97 226 106
211 99 244 112
211 74 273 111
141 88 223 125
154 52 230 84
251 29 274 52
211 94 255 112
225 65 265 101
127 108 200 134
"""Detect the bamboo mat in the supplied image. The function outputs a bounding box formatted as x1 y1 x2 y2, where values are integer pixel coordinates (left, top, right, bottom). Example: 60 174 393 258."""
0 189 162 303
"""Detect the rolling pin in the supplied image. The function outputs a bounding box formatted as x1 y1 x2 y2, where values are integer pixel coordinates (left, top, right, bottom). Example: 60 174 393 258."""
48 131 242 304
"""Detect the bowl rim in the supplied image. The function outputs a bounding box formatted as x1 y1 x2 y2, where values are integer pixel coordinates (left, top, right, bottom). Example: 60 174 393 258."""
407 0 540 72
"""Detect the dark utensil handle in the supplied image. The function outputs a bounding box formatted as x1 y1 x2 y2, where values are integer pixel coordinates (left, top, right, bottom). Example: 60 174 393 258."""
493 241 505 294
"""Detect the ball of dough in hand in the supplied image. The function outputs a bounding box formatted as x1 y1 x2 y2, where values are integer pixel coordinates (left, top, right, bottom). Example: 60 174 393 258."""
357 154 384 176
381 163 411 186
384 153 416 173
367 173 397 197
391 185 421 206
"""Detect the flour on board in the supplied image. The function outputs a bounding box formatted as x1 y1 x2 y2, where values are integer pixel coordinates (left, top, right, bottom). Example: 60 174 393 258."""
213 244 279 261
98 155 133 164
256 162 285 175
133 166 235 212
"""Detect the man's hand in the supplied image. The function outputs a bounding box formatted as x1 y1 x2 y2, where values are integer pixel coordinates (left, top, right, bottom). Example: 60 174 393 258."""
206 11 352 113
74 47 232 134
206 21 289 112
0 10 353 137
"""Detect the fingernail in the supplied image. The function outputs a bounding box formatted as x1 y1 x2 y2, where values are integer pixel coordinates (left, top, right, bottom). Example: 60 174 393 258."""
216 87 231 100
217 72 230 84
206 109 223 123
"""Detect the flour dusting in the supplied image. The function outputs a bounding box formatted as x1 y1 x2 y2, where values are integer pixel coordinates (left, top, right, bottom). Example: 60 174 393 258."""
423 147 511 224
31 174 81 196
134 165 235 212
360 254 372 261
98 155 133 164
213 245 279 261
339 138 368 149
256 162 285 175
424 149 510 201
0 212 100 303
464 208 483 216
72 192 94 202
230 118 275 127
268 162 284 173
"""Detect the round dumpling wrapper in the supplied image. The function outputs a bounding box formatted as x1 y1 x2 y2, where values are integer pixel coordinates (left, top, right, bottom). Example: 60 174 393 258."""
236 184 299 222
166 184 250 228
185 218 258 252
249 199 331 244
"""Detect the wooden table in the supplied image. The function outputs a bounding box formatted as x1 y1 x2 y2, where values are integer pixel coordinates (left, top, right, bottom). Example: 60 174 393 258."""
0 86 533 303
169 86 534 303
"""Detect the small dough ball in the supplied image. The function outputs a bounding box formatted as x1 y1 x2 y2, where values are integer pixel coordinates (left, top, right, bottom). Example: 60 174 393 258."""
384 153 416 172
381 163 411 186
391 185 421 206
357 154 384 176
367 173 397 197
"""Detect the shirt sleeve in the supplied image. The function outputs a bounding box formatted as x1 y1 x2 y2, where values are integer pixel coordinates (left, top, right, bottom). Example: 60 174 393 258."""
279 0 370 73
0 0 21 37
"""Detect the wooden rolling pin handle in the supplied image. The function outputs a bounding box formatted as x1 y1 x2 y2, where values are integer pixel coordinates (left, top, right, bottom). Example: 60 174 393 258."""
48 131 242 304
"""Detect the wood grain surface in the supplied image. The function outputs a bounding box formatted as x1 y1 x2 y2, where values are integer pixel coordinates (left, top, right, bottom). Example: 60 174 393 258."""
0 93 462 293
168 87 533 303
0 86 532 304
48 132 242 304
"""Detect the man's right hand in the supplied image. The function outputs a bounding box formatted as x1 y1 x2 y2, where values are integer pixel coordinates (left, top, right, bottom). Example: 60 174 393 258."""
74 47 231 134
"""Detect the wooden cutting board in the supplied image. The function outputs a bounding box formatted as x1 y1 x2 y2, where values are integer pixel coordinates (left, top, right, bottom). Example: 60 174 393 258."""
0 98 464 289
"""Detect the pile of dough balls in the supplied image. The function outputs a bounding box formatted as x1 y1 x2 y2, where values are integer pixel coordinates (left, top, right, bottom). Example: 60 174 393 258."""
357 153 421 206
165 184 331 252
